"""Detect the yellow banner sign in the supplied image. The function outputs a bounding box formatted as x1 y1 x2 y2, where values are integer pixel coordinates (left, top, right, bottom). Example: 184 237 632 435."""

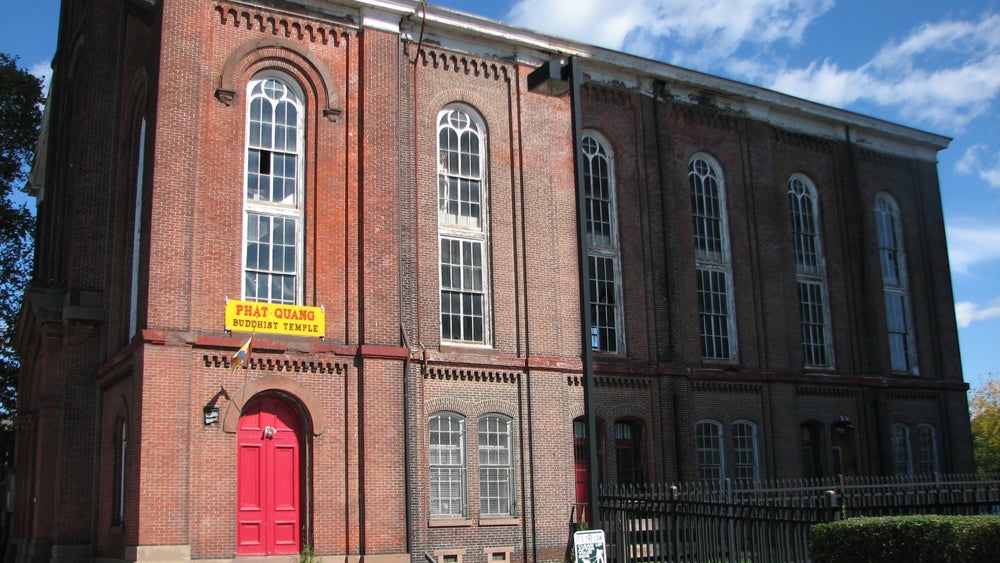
225 300 325 337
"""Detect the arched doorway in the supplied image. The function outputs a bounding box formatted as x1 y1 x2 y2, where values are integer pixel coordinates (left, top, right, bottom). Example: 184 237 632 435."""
237 394 301 556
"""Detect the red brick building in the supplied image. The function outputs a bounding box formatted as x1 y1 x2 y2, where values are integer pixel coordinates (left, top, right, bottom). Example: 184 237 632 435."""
11 0 973 561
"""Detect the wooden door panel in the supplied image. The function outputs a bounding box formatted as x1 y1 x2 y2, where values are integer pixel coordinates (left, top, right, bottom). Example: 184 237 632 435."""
237 396 300 556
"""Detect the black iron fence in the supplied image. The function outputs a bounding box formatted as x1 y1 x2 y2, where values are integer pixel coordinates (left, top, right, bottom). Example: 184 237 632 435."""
597 474 1000 563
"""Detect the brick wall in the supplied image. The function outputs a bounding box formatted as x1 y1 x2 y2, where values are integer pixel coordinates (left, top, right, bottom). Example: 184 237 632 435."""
12 1 974 562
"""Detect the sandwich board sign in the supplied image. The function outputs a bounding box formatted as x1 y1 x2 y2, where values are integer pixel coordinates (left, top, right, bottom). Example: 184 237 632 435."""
574 529 606 563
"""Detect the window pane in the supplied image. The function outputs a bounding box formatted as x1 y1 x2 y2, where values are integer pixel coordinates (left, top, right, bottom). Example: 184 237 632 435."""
438 107 490 345
696 421 724 481
430 413 466 517
615 421 642 484
584 135 623 354
798 281 830 367
438 109 483 230
440 238 485 343
244 76 302 305
892 424 912 476
479 416 513 516
916 425 938 475
690 159 724 260
697 268 731 360
732 422 759 483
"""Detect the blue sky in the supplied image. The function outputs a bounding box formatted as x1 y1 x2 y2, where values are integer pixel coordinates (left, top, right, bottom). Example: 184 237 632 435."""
2 0 997 389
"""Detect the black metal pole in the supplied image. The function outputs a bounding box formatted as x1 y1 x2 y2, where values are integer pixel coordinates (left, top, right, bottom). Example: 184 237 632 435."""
566 56 601 529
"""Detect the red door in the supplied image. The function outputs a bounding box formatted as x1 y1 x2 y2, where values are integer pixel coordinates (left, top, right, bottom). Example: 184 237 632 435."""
237 396 301 556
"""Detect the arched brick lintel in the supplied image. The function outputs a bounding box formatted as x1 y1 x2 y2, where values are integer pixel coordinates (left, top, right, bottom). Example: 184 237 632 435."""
215 36 341 121
223 373 327 435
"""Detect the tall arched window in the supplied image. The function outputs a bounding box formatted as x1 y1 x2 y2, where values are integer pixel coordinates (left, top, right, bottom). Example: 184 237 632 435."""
583 134 624 353
916 424 939 475
614 420 643 484
788 175 833 367
429 412 467 518
478 414 514 517
129 119 146 339
438 105 490 344
696 420 725 481
243 74 304 304
690 155 736 360
891 423 913 476
112 418 127 525
800 422 824 478
732 420 760 484
875 194 916 373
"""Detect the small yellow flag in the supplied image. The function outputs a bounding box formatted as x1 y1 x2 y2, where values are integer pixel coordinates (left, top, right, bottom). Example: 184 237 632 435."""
231 334 254 371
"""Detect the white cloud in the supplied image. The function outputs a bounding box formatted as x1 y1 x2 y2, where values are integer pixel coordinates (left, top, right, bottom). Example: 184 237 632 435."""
957 145 1000 189
955 298 1000 328
508 1 1000 133
507 0 834 65
764 14 1000 131
28 60 52 95
946 223 1000 275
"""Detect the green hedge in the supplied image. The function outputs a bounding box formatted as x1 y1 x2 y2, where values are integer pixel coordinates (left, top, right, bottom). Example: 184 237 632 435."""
808 514 1000 563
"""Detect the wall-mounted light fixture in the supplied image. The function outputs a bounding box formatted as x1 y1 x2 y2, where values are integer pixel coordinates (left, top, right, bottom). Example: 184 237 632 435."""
203 405 220 425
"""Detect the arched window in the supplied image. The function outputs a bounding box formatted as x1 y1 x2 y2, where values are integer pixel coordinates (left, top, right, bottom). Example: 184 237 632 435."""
614 420 643 484
788 176 833 367
112 418 127 525
438 105 490 344
243 74 305 304
732 420 760 484
429 412 467 518
583 134 624 353
696 420 725 481
875 194 916 373
800 422 823 478
690 156 736 361
129 119 146 339
891 423 913 476
916 424 939 475
478 414 514 516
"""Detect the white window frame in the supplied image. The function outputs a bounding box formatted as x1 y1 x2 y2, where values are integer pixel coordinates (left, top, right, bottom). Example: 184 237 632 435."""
916 424 939 475
731 420 760 484
242 73 305 305
690 155 737 361
478 414 514 517
113 418 127 525
788 175 834 368
437 105 491 345
429 412 467 518
875 194 917 373
696 419 725 482
891 423 913 477
583 133 625 354
129 119 146 339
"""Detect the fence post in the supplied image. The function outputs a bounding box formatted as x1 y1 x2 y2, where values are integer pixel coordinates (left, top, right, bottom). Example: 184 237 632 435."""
825 489 841 522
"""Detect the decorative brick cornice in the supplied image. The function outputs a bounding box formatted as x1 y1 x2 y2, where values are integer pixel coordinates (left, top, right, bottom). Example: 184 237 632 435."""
565 375 651 389
214 1 352 46
691 380 762 394
411 47 511 83
857 147 910 170
678 104 740 132
582 82 633 109
887 389 939 401
424 367 519 383
773 128 834 153
797 385 858 397
204 354 347 374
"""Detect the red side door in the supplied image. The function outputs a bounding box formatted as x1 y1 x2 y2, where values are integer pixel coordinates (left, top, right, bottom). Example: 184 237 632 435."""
237 396 300 556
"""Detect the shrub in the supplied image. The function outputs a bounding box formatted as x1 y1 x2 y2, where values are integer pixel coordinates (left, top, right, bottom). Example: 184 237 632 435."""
809 515 1000 563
